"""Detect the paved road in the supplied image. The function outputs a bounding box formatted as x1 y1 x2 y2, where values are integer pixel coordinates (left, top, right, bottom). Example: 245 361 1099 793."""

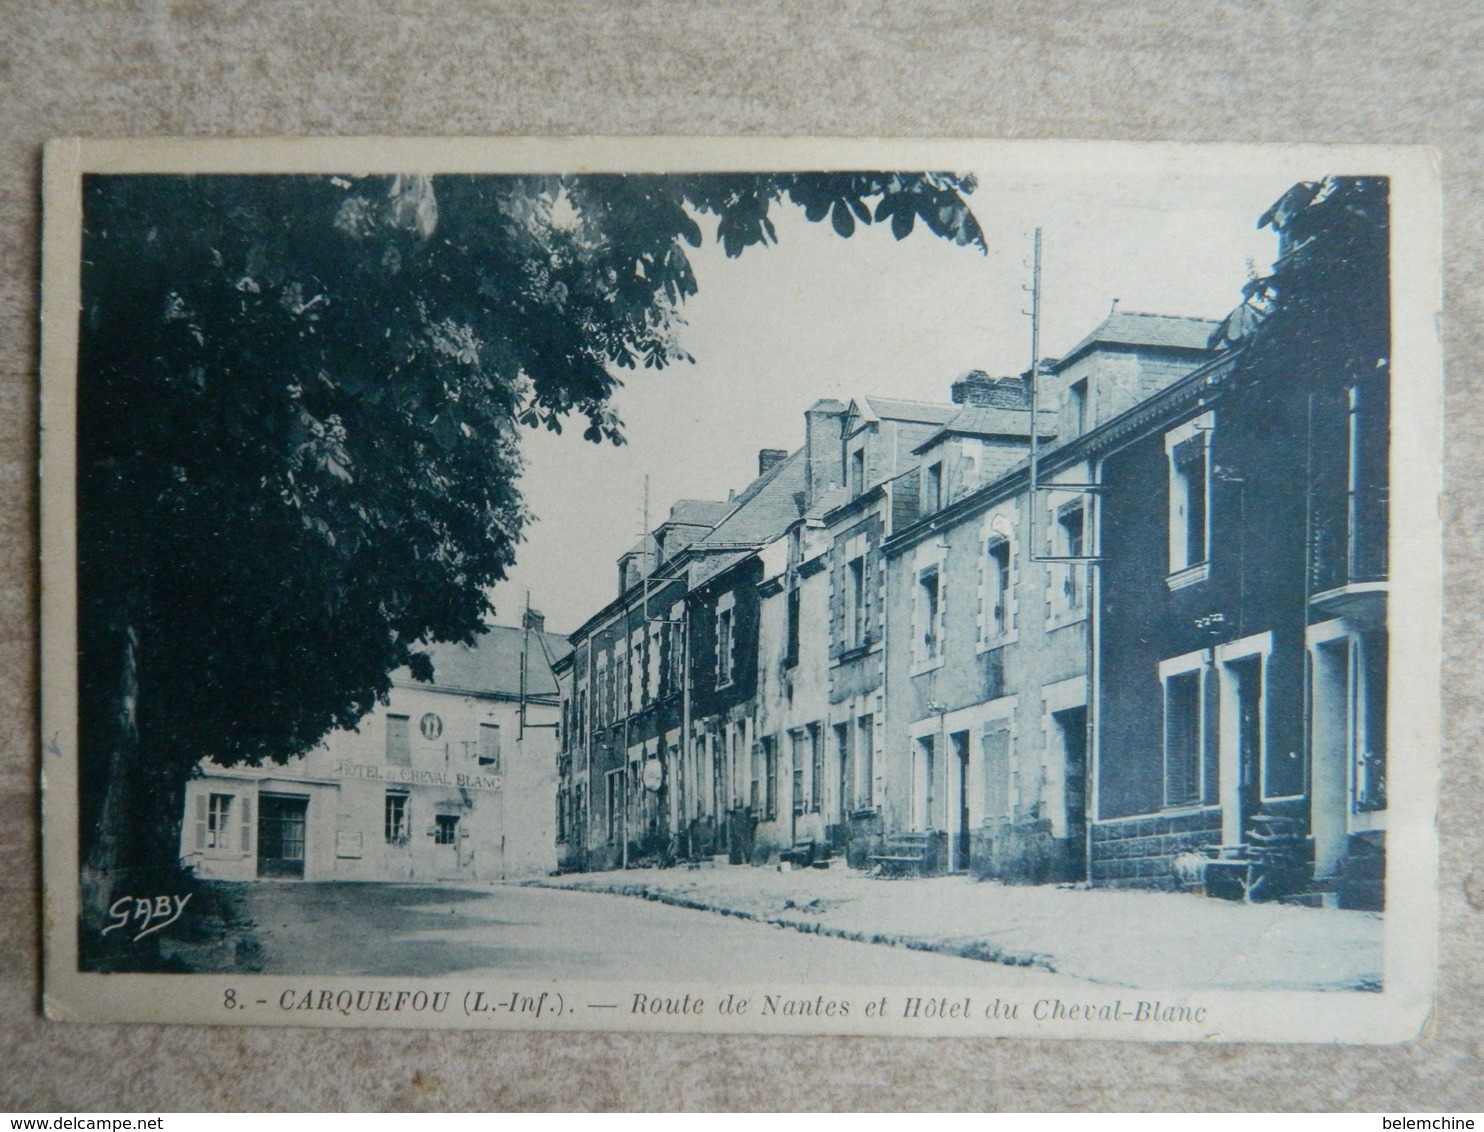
213 880 1083 987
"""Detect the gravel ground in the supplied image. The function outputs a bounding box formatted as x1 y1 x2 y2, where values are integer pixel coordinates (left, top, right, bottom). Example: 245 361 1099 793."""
531 864 1383 992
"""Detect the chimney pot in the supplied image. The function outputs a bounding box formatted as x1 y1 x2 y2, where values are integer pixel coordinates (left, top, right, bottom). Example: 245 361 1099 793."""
758 448 788 476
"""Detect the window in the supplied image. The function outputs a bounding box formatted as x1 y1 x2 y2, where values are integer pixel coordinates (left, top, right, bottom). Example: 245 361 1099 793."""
1166 414 1213 580
764 736 779 820
1354 631 1387 812
834 722 852 816
715 593 736 686
479 723 501 769
606 770 623 843
846 554 866 648
983 535 1012 641
732 722 747 810
1068 378 1088 435
434 814 459 845
668 606 686 690
791 730 807 816
924 462 944 512
386 713 411 765
384 792 410 845
206 793 232 850
809 723 824 813
850 447 866 496
1057 502 1085 611
785 586 801 668
1163 670 1203 807
915 564 943 663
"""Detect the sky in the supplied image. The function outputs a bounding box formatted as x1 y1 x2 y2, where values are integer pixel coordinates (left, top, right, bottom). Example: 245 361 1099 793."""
494 166 1297 634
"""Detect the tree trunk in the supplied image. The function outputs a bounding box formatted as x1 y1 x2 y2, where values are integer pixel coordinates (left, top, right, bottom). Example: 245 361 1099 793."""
79 623 138 940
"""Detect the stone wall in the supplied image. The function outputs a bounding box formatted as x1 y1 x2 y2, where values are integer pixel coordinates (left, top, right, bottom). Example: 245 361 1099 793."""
1089 808 1223 889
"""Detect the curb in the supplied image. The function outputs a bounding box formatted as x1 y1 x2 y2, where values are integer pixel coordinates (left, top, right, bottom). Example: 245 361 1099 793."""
524 879 1057 974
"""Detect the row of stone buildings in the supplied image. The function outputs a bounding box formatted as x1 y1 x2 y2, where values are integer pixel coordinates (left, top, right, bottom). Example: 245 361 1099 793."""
553 176 1390 909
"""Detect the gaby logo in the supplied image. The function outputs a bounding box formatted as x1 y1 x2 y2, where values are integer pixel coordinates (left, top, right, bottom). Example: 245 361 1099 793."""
101 894 192 941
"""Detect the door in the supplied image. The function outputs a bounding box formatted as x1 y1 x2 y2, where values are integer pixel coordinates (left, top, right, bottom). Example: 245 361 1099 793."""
952 731 971 872
257 794 308 878
434 812 464 879
1054 707 1088 881
1230 656 1264 833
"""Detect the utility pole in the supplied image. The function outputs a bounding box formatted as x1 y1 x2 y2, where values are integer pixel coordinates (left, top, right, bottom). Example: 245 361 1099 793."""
1028 228 1043 559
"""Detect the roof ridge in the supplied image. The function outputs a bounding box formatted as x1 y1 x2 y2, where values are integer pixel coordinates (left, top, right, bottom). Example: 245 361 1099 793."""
1111 310 1222 322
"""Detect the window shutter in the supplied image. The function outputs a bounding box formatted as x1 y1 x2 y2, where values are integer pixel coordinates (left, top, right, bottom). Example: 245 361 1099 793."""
981 723 1011 821
240 795 253 853
937 562 946 649
194 793 208 850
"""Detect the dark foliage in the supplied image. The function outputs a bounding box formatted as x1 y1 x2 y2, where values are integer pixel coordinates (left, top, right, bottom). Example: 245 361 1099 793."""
76 171 983 897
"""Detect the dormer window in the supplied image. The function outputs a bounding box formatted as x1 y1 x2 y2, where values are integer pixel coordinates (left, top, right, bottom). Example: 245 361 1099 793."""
924 462 943 513
1068 379 1089 434
850 447 866 496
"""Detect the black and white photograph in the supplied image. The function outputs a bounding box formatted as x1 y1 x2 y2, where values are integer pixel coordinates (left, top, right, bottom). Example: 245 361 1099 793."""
39 138 1441 1041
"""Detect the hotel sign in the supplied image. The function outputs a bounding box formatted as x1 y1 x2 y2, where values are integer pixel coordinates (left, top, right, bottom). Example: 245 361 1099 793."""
329 761 502 792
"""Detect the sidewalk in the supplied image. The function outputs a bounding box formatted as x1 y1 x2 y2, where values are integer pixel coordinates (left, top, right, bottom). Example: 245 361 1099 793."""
530 864 1383 992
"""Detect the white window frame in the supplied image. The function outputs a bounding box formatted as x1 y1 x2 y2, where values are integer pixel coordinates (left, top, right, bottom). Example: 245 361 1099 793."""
836 531 876 655
715 591 736 688
1158 648 1214 812
1045 489 1090 629
1214 631 1275 844
384 790 411 846
910 543 947 674
923 460 944 513
1308 618 1387 832
1166 411 1214 588
206 792 233 850
977 508 1019 650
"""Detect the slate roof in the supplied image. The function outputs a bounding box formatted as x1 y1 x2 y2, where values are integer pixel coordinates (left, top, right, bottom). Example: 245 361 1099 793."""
1053 311 1222 371
665 498 732 527
694 446 807 551
914 405 1060 452
861 396 957 426
401 624 572 699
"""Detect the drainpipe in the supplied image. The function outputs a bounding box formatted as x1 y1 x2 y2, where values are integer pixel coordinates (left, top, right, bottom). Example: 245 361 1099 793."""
1086 457 1102 886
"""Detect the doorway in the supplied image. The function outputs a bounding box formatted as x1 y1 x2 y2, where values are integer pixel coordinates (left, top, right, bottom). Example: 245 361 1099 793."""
434 812 464 879
1229 655 1264 833
951 730 971 872
257 793 308 878
913 735 936 830
1053 706 1088 881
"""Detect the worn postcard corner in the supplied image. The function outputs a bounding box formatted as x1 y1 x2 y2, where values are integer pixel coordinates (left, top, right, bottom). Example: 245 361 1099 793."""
40 137 1441 1042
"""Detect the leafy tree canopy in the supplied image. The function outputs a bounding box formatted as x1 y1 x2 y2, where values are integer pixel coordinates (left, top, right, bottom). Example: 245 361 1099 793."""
77 170 983 875
1217 175 1390 374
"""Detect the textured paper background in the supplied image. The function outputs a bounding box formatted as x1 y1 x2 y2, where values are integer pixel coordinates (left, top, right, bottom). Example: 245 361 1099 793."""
1 1 1480 1112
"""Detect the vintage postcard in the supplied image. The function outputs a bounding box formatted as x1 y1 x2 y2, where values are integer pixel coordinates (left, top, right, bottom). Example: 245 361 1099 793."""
40 138 1442 1041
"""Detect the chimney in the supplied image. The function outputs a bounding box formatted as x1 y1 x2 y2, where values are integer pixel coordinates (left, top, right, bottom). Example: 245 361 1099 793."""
804 399 848 510
758 448 788 477
951 370 1029 409
523 608 546 633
